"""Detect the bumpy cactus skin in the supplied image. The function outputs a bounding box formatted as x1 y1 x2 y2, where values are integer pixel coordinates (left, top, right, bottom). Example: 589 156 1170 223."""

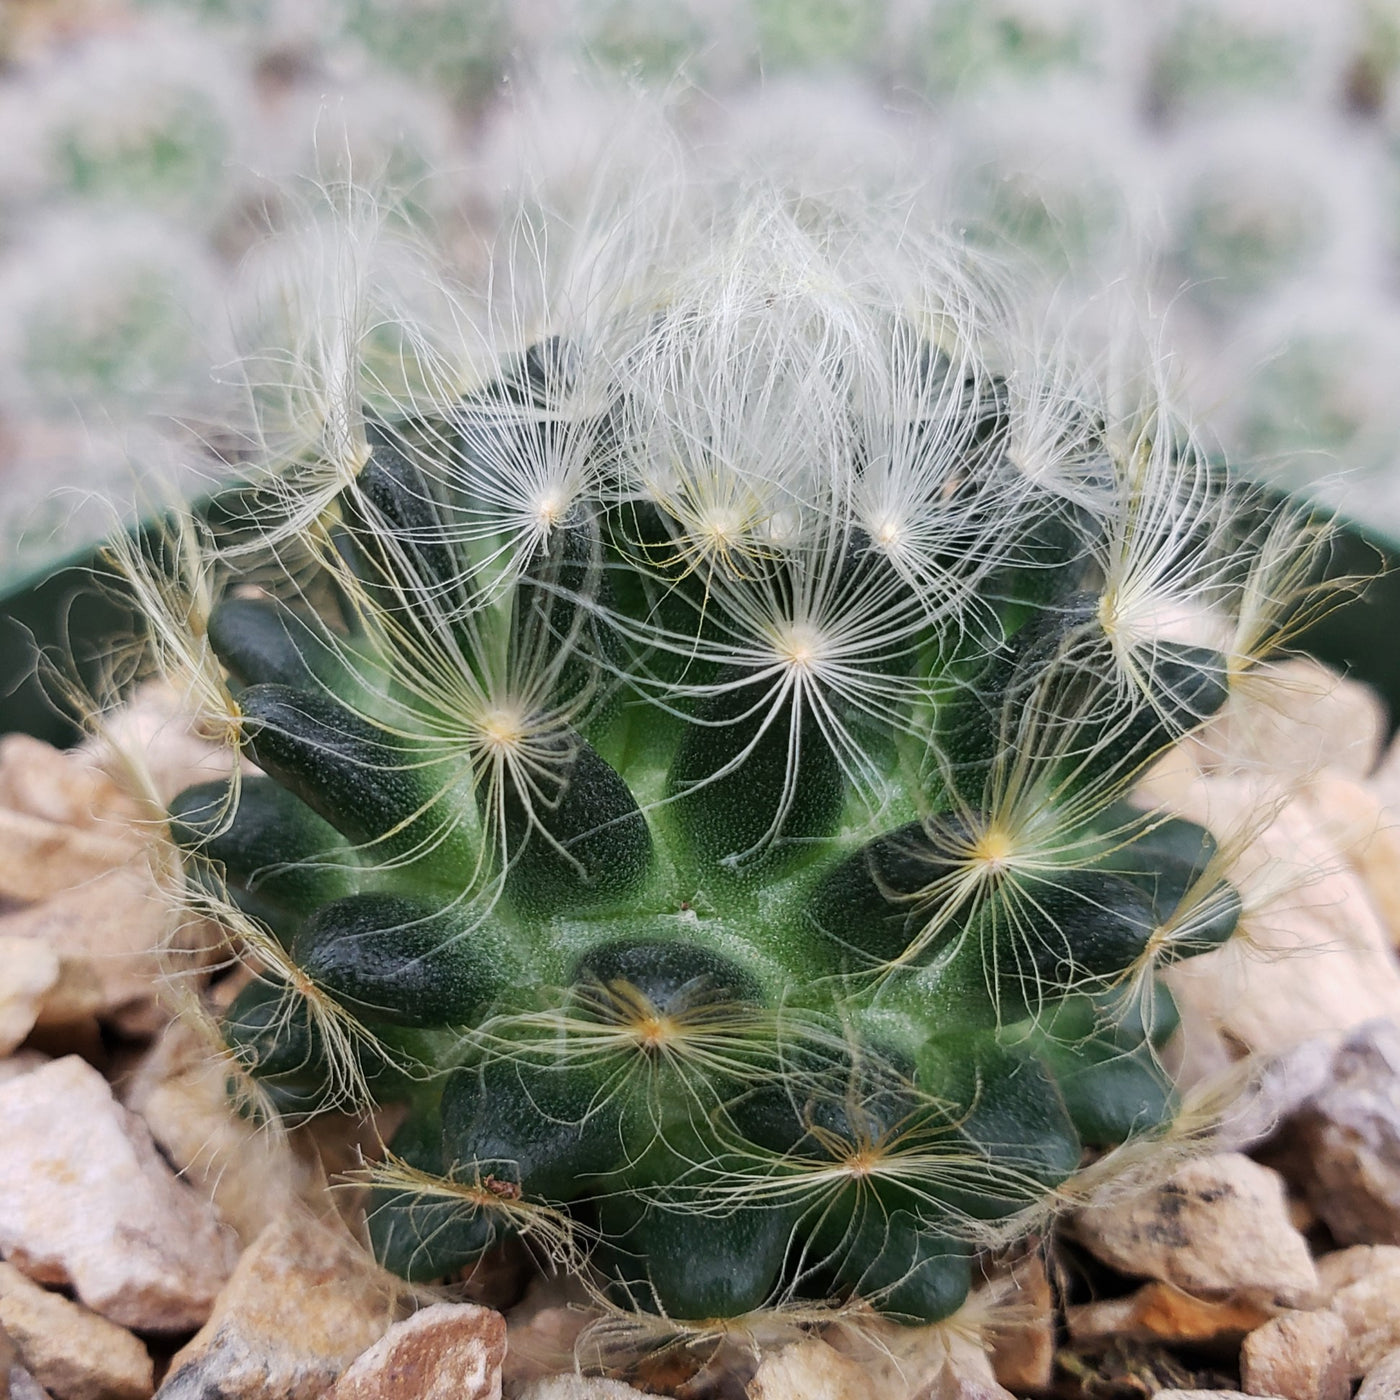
166 205 1294 1326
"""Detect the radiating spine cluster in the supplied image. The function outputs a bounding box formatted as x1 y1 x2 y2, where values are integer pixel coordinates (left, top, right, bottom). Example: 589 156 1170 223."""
157 190 1318 1328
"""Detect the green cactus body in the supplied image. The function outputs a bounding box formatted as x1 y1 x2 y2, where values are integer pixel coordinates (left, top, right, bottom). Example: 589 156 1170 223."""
164 198 1308 1327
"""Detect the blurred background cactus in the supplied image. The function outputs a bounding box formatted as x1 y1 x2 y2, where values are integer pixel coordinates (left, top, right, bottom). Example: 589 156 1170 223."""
2 0 1400 600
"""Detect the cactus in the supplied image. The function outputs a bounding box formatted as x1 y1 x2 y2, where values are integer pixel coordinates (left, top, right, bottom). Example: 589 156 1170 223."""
0 21 254 227
161 190 1317 1329
0 211 228 420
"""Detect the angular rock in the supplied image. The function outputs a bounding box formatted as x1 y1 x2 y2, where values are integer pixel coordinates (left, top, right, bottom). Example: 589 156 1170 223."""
1212 1036 1339 1153
0 808 142 907
1288 1197 1318 1233
1134 773 1400 1076
1327 1268 1400 1378
1241 1309 1350 1400
0 1051 48 1085
29 961 106 1033
8 1363 53 1400
1317 1245 1400 1296
121 1021 314 1245
1066 1282 1271 1345
1308 773 1400 949
1156 1393 1284 1400
0 937 59 1054
513 1381 653 1400
327 1303 505 1400
914 1351 1017 1400
158 1213 397 1400
1357 1348 1400 1400
1071 1154 1319 1310
1369 725 1400 813
0 1261 153 1400
828 1320 1014 1400
77 681 236 808
501 1282 593 1394
0 734 225 1038
0 863 183 1035
0 1055 235 1331
1288 1019 1400 1246
1195 657 1386 780
748 1339 869 1400
2 1314 53 1398
987 1252 1054 1392
0 734 142 831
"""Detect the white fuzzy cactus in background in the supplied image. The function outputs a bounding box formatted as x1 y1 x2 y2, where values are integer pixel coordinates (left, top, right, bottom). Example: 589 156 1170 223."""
0 212 229 419
0 211 235 582
0 20 256 227
4 0 1400 599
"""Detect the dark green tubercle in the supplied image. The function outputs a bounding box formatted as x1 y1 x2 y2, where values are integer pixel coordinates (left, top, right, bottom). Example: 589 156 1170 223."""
495 728 653 915
235 683 476 878
368 1109 499 1282
168 776 357 928
221 977 335 1114
165 331 1271 1331
206 597 347 694
668 665 847 874
293 894 505 1027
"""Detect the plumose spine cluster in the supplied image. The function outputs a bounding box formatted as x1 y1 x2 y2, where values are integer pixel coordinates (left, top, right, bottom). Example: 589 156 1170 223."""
160 191 1314 1328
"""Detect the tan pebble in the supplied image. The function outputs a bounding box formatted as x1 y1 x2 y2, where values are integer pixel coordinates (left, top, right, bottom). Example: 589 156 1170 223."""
1071 1153 1320 1309
0 735 141 830
0 808 140 906
0 1052 48 1086
1287 1196 1318 1232
77 680 235 807
7 1360 53 1400
1213 1036 1339 1153
0 730 225 1036
1307 774 1400 947
0 1055 235 1332
513 1380 653 1400
1328 1269 1400 1377
501 1305 591 1391
1370 727 1400 812
747 1339 869 1400
327 1303 505 1400
122 1021 314 1245
1067 1282 1272 1344
988 1251 1054 1393
0 938 59 1055
913 1351 1016 1400
159 1213 398 1400
827 1319 1011 1400
1161 781 1400 1068
1198 657 1386 779
1241 1308 1351 1400
31 960 106 1031
1156 1392 1285 1400
1317 1245 1400 1296
1134 744 1207 813
1288 1020 1400 1246
0 1261 153 1400
1357 1347 1400 1400
0 863 220 1034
